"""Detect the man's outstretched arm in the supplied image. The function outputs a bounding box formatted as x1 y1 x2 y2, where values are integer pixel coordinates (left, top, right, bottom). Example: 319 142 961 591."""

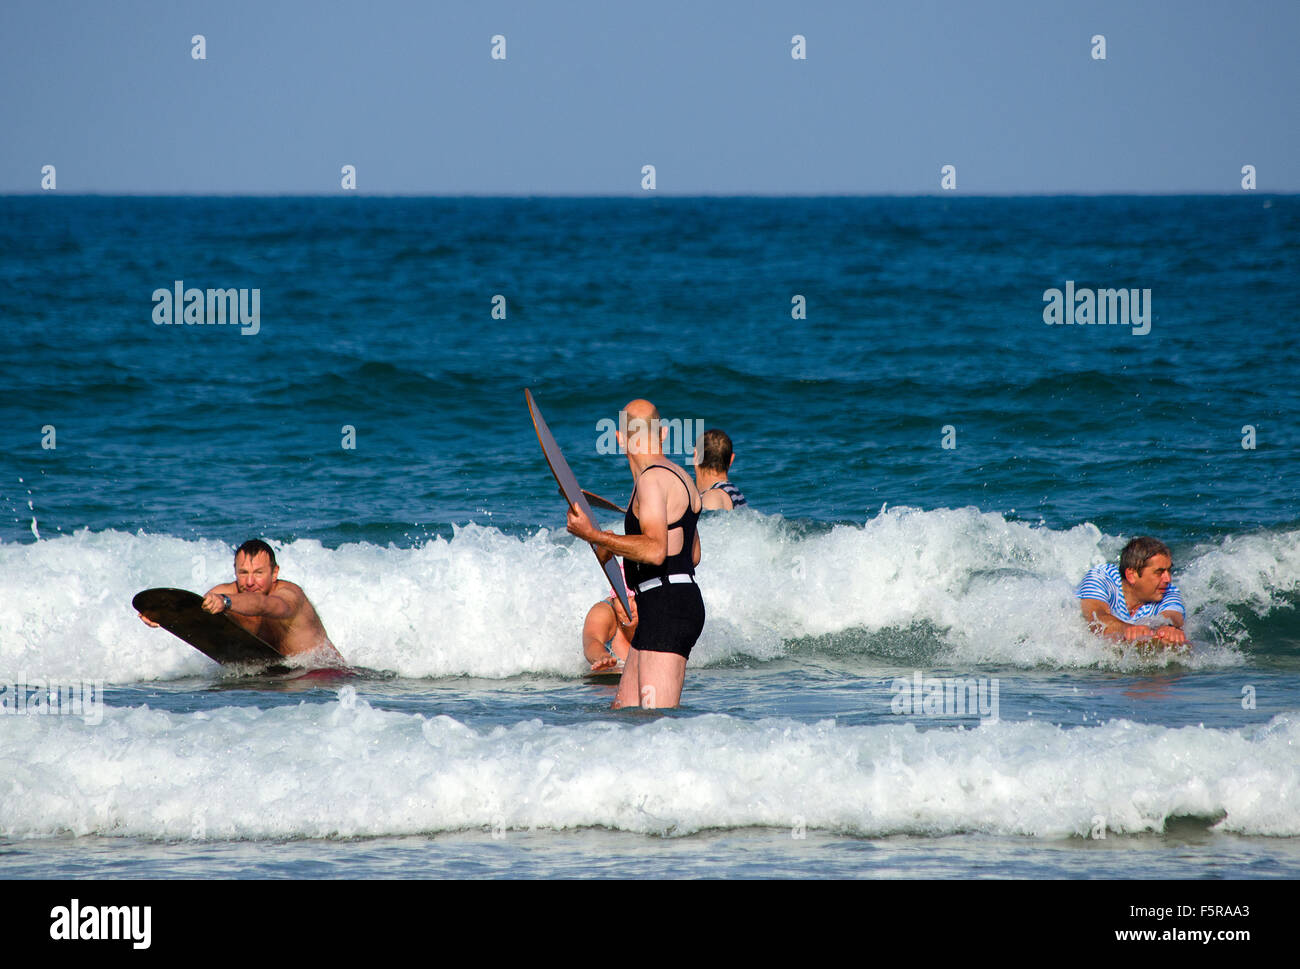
1080 598 1133 638
202 586 297 619
1081 599 1186 644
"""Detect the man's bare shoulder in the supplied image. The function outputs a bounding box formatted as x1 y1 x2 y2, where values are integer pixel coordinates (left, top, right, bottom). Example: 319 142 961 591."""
669 460 700 497
270 580 308 603
206 581 237 595
700 488 729 510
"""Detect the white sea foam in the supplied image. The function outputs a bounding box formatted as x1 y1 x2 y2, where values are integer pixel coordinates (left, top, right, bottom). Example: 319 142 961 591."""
2 697 1297 840
0 514 1295 681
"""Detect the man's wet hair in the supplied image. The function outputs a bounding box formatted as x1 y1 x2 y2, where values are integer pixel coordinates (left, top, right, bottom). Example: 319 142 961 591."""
697 429 734 473
1120 536 1170 577
235 539 277 569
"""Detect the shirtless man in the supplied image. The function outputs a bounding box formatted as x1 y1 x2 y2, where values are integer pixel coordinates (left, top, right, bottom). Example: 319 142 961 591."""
567 399 705 708
1077 536 1187 647
140 539 344 664
694 428 747 510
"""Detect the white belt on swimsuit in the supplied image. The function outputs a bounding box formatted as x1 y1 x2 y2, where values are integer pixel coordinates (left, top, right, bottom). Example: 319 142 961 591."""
635 574 695 594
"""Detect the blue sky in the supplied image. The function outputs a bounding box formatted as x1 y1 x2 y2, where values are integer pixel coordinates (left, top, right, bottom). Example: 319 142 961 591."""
2 0 1296 194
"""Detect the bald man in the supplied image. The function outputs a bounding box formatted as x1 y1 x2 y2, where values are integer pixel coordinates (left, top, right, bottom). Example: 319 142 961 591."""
567 399 705 709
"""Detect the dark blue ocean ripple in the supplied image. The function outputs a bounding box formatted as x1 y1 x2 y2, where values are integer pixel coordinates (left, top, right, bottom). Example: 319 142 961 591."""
1 195 1296 544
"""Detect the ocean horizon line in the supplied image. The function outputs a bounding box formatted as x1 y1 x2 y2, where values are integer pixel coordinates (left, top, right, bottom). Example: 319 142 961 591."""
4 191 1296 200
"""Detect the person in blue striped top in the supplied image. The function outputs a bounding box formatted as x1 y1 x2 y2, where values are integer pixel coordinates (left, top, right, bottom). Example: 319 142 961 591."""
693 429 748 511
1077 537 1187 646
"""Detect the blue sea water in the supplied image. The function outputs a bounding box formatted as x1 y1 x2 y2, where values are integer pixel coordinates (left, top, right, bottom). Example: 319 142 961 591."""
1 196 1298 878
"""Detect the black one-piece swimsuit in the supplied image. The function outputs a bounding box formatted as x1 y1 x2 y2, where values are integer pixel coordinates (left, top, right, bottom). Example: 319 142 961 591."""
623 465 706 658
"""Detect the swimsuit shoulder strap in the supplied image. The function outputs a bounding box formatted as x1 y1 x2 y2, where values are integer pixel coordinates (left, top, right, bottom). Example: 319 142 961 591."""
637 464 699 520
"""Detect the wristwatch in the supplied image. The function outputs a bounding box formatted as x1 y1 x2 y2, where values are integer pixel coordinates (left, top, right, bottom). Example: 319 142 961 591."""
220 594 232 612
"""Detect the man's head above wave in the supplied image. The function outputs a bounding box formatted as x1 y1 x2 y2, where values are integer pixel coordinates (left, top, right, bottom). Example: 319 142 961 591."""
1120 536 1173 603
235 538 276 569
233 539 279 595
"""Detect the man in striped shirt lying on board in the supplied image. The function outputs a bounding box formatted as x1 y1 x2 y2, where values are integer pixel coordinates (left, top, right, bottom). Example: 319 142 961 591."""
1076 536 1187 646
